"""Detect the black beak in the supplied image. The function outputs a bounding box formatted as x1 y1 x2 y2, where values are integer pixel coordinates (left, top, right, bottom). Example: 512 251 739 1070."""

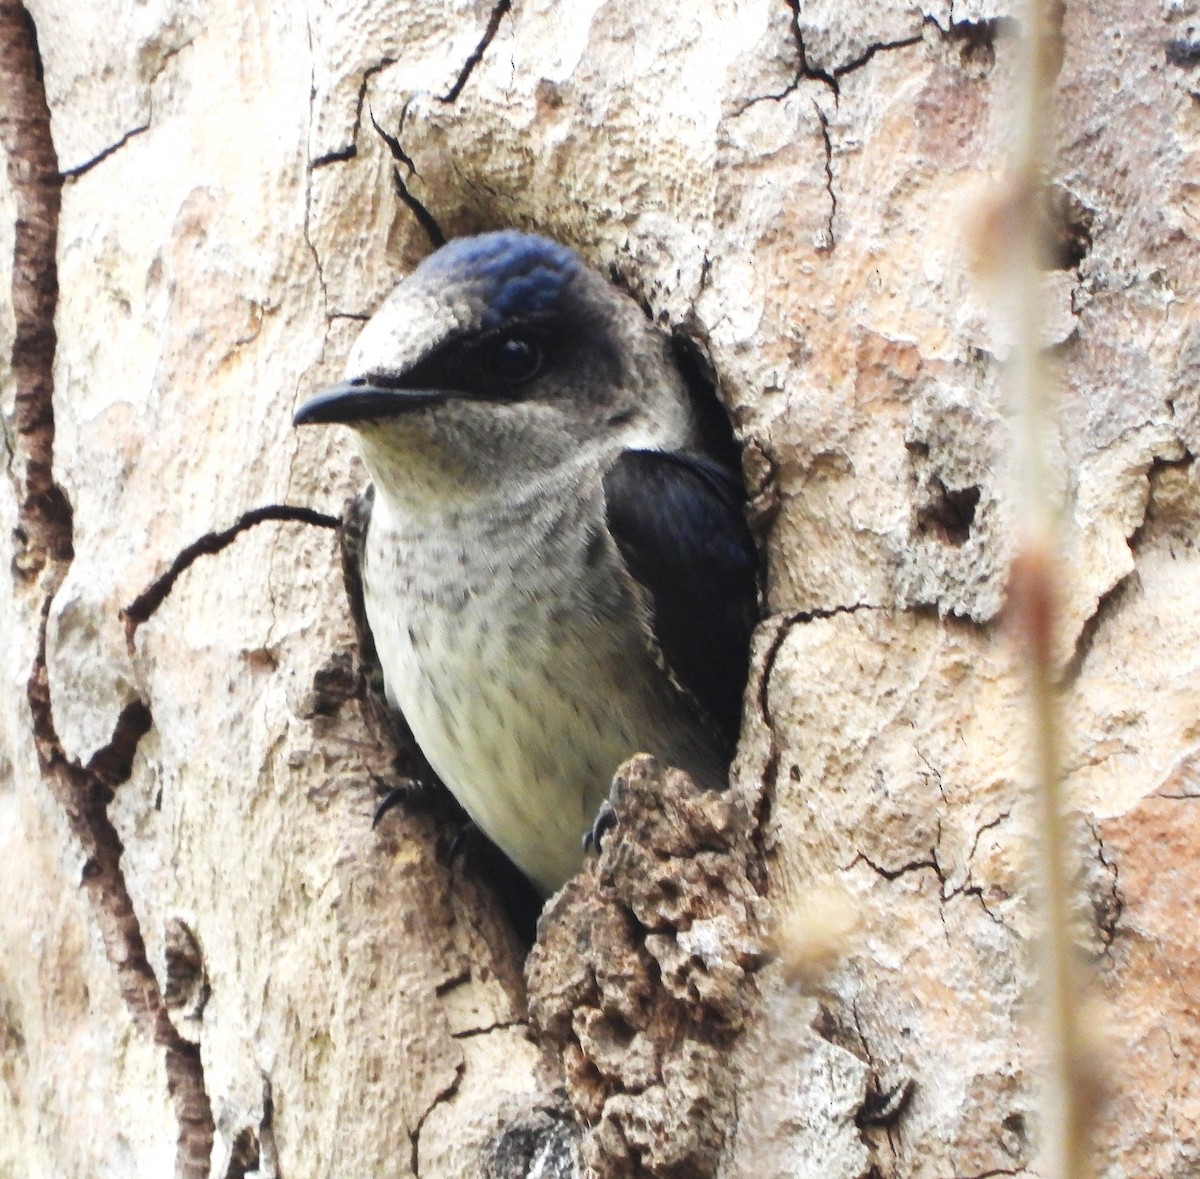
293 379 445 426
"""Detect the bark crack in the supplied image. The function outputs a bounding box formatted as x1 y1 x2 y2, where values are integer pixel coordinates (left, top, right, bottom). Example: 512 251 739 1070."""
1 10 215 1170
369 103 446 248
60 122 150 180
301 180 331 310
945 809 1015 929
121 503 340 647
756 605 879 839
832 35 924 81
342 0 512 252
300 11 335 309
1158 778 1200 801
782 0 838 95
917 748 950 805
963 808 1012 873
410 1062 465 1175
727 0 835 118
440 0 512 104
753 615 791 835
300 13 343 309
1061 567 1136 685
1087 819 1123 959
311 57 397 169
450 1018 527 1040
847 849 943 884
27 563 215 1179
790 602 879 624
814 99 836 251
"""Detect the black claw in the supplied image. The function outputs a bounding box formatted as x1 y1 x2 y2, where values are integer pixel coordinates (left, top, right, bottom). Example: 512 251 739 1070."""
584 800 618 854
445 820 479 864
372 784 415 828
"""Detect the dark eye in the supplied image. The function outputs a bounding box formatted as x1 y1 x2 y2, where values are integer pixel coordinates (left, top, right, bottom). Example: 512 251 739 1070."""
491 336 542 384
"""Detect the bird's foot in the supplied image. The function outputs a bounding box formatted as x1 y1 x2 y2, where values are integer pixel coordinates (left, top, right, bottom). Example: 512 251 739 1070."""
445 819 481 864
583 799 618 855
371 778 422 828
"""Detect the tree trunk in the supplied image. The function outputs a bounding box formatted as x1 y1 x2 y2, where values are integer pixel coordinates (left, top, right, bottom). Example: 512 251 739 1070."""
1 1 1196 1177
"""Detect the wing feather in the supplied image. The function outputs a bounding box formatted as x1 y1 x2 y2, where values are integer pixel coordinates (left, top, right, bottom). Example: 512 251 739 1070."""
603 449 758 751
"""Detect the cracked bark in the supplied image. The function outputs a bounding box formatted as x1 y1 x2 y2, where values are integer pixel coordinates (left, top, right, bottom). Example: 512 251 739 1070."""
832 35 925 81
59 123 150 180
3 1 1196 1176
371 105 447 248
1 3 214 1174
440 0 512 104
311 59 397 169
121 503 340 644
783 0 839 94
813 101 837 250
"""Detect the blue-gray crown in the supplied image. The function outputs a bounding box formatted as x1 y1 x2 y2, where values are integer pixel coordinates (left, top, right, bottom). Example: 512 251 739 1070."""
418 231 582 330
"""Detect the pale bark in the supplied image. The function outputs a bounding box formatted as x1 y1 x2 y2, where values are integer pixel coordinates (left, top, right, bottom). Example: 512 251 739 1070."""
1 1 1197 1177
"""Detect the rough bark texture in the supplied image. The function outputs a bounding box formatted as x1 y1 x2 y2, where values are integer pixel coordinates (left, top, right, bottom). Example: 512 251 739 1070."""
528 756 766 1177
0 1 1196 1177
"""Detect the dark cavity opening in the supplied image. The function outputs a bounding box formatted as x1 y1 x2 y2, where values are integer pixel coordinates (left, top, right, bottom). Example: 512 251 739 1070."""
918 479 981 546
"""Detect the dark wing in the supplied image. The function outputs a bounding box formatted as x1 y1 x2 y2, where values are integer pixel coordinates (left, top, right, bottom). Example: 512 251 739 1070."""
603 449 759 751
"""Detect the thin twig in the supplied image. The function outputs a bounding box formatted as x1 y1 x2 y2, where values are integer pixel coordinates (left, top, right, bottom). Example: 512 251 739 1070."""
1002 3 1091 1177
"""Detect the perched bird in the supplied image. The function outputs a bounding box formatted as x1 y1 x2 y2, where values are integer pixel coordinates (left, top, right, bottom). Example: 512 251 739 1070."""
294 231 757 895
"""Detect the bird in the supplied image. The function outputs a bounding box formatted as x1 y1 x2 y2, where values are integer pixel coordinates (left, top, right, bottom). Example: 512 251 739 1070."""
294 230 757 896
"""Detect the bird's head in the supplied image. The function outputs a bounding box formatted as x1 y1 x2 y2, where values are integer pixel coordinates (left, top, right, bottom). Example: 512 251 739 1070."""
295 231 696 505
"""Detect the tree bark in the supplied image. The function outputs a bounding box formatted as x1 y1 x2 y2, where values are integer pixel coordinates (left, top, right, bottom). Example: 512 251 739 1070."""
1 1 1196 1177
